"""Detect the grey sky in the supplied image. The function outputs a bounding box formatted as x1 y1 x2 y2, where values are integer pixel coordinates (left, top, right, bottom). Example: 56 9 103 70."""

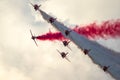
0 0 119 80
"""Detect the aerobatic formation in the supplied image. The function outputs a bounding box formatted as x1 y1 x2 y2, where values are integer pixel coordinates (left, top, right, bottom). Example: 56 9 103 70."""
29 3 120 80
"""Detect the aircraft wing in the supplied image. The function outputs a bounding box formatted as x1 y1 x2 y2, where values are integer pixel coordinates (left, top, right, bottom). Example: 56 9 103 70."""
56 49 61 55
67 46 72 51
34 39 38 46
38 9 120 80
65 57 71 62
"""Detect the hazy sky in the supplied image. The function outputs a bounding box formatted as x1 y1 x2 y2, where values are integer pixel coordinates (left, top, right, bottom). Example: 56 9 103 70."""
0 0 120 80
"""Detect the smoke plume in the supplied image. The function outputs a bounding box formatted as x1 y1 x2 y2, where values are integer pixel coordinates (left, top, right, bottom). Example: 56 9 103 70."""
36 19 120 41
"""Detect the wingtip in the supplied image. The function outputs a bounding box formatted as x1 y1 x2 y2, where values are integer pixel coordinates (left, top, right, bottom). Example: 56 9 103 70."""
65 57 71 62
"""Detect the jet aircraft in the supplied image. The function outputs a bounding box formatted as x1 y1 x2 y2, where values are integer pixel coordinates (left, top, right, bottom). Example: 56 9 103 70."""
65 30 72 36
62 40 72 50
30 3 41 11
56 49 71 62
82 49 91 55
30 29 38 46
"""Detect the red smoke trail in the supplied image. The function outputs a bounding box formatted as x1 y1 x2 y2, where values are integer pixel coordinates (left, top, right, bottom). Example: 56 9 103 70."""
36 19 120 41
36 32 66 41
74 19 120 39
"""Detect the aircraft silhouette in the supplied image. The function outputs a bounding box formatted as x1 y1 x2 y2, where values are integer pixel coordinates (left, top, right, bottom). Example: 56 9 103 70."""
30 3 41 11
83 49 91 55
56 49 71 62
30 29 38 46
49 17 56 23
65 30 72 36
62 40 72 51
103 66 110 71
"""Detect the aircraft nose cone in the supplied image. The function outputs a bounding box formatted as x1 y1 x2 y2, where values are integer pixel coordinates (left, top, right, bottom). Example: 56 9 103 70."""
32 36 35 40
34 4 39 10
